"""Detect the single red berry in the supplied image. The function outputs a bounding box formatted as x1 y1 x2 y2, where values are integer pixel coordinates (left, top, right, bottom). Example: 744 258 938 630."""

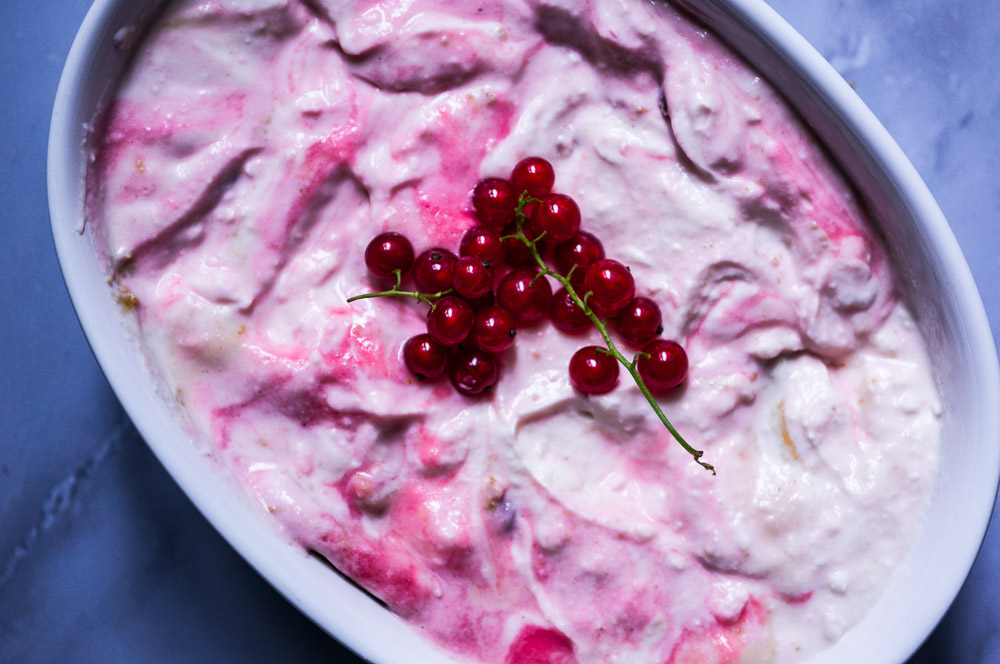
497 269 552 323
637 339 689 392
617 296 663 348
413 248 457 293
533 193 581 242
459 226 506 265
554 231 605 286
587 297 620 321
450 348 500 396
427 296 475 346
471 305 517 353
550 287 591 334
502 222 539 268
584 258 635 315
523 211 554 253
452 255 494 300
510 157 555 197
569 346 619 395
403 334 450 381
472 178 517 228
521 199 539 222
465 290 496 311
364 232 414 281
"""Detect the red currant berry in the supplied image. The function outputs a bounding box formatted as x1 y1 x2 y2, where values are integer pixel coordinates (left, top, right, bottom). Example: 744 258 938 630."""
510 157 555 197
569 346 619 395
452 255 494 300
586 297 621 322
364 232 414 282
427 296 475 346
521 199 539 222
459 226 506 265
471 305 517 353
465 290 496 311
584 259 635 315
637 339 688 392
403 334 450 381
450 348 500 396
497 269 552 323
413 248 457 293
502 222 539 268
472 178 517 228
533 194 580 242
617 296 663 348
554 231 605 286
550 287 591 334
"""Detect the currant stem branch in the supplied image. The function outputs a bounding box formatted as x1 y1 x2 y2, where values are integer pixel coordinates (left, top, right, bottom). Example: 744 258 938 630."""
514 195 714 474
346 271 451 309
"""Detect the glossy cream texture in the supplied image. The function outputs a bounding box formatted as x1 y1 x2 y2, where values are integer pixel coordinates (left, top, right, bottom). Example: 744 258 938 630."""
89 0 941 662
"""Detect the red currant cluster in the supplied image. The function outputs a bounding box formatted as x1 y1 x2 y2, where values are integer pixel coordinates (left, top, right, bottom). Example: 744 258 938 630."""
357 157 689 402
362 232 507 396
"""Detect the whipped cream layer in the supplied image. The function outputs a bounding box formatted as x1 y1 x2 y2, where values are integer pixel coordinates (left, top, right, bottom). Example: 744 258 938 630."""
88 1 941 662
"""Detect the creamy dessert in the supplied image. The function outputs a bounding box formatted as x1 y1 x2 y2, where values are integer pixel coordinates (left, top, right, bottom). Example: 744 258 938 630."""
87 0 942 662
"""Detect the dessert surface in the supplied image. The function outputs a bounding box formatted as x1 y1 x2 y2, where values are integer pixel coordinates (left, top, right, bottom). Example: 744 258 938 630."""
84 1 944 662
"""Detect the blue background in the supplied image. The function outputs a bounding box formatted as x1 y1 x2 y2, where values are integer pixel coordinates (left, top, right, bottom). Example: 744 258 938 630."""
2 0 998 661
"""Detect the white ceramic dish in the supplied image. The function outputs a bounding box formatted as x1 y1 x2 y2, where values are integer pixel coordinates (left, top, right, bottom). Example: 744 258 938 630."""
49 1 1000 662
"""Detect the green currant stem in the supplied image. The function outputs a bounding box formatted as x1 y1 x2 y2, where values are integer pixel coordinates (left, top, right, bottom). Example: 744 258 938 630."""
514 196 714 474
346 269 451 309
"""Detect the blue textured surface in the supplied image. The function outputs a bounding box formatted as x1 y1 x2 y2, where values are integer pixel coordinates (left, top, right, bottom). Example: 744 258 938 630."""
1 1 997 662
